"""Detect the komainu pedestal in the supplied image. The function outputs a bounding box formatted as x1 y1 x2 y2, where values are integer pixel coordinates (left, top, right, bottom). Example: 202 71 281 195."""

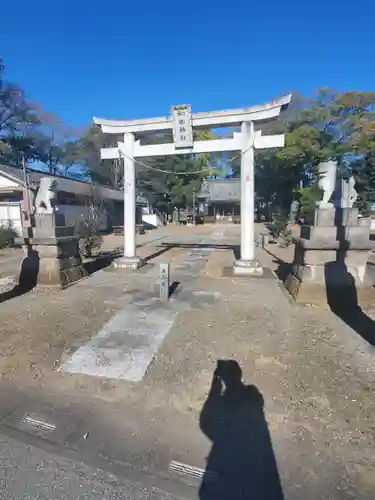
34 236 87 287
285 207 373 305
20 214 87 288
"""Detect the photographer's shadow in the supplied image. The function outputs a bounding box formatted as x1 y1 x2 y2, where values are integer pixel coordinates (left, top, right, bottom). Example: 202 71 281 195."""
199 360 284 500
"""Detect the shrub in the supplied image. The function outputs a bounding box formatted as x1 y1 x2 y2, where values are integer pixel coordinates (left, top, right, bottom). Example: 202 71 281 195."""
268 213 289 239
278 227 293 247
78 201 103 258
297 185 322 222
79 225 102 258
267 213 293 247
0 224 17 249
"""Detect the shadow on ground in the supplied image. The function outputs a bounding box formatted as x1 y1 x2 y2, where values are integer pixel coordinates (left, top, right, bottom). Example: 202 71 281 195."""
199 360 284 500
0 249 122 305
264 238 375 346
83 250 123 274
325 254 375 347
0 248 40 304
263 247 292 282
143 246 172 262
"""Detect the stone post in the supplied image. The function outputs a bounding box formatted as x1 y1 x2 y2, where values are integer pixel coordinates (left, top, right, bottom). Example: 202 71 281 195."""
233 121 263 276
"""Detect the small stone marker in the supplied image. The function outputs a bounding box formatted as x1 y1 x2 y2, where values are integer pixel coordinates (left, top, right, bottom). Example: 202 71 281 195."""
260 233 269 247
159 263 170 301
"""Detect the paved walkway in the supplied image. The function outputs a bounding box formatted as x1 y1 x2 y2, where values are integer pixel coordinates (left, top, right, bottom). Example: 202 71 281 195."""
0 434 182 500
0 225 374 499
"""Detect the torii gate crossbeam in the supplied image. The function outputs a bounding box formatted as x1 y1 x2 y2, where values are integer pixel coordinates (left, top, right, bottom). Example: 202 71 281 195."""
94 95 291 275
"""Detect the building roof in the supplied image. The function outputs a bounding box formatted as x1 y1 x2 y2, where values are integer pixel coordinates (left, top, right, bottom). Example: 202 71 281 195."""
198 178 240 202
0 163 42 187
0 164 147 204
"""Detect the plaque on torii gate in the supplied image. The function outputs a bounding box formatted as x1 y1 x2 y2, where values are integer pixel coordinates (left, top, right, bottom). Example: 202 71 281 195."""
171 104 194 149
94 94 292 274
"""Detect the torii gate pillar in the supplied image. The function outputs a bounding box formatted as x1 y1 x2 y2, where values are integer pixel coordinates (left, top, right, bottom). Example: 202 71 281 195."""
114 133 143 269
233 121 262 276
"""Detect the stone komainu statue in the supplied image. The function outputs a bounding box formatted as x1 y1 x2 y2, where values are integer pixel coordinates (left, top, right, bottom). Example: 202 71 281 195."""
34 178 59 214
318 161 358 208
346 176 358 207
318 161 337 207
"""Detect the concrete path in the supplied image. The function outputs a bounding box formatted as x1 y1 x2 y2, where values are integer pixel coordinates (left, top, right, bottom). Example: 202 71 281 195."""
0 433 184 499
61 227 225 381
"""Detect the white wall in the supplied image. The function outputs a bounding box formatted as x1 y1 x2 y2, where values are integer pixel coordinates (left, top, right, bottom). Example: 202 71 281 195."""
142 213 163 228
0 203 22 235
55 205 108 233
0 176 20 189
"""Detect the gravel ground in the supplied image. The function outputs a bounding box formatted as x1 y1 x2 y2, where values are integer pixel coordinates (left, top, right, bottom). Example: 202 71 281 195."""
0 225 374 499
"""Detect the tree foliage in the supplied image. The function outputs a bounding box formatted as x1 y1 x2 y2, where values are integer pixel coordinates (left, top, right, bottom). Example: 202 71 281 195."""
245 89 375 216
352 150 375 214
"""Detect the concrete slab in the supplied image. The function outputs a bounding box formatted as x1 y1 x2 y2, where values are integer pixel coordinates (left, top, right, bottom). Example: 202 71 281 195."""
61 304 178 382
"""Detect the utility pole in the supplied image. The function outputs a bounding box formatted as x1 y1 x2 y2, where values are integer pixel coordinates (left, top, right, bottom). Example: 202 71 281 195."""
22 154 32 225
192 188 196 225
21 153 35 244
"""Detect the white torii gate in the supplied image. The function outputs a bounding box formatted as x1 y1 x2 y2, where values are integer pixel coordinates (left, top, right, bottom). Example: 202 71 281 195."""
94 94 291 275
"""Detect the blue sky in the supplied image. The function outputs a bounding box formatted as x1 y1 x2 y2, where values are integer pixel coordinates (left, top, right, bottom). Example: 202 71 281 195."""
1 0 373 128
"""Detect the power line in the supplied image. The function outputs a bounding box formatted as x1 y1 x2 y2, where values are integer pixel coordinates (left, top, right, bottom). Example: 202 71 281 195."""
118 148 242 176
119 151 211 175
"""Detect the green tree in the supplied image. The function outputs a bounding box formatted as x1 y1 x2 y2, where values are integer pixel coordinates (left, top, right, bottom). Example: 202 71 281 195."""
352 150 375 214
133 132 212 211
243 89 375 217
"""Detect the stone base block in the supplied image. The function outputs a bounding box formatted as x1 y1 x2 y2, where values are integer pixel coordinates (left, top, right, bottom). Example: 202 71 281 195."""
34 213 75 238
285 274 375 308
300 226 370 248
314 207 359 227
359 217 371 228
22 236 87 288
113 256 145 270
285 241 374 304
314 208 335 226
233 259 263 276
291 241 371 286
292 261 369 286
37 257 87 287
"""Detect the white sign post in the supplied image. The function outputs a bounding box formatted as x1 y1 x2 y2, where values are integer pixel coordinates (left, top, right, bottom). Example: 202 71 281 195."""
94 95 291 273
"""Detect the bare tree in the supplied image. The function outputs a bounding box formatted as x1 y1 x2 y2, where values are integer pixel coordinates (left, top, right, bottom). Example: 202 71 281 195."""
78 186 103 258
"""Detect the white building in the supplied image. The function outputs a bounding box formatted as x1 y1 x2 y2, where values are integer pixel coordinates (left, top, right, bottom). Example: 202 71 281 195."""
0 164 146 235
